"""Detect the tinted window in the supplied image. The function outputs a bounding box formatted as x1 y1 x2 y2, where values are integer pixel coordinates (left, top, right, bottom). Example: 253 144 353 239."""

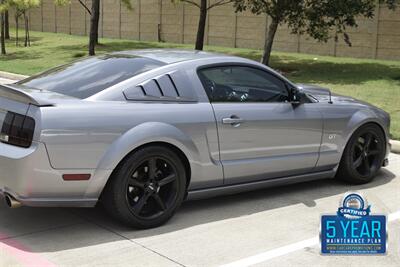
19 55 166 99
198 66 288 103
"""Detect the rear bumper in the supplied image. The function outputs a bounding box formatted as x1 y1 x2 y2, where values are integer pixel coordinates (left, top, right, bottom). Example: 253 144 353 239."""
0 141 110 207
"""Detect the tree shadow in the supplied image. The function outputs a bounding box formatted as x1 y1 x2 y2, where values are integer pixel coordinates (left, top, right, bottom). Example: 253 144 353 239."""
225 51 400 86
5 36 44 43
0 50 42 61
275 59 400 86
53 41 187 55
272 55 400 85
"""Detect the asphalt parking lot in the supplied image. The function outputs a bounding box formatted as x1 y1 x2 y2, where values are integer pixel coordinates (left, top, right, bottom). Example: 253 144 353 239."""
0 77 399 266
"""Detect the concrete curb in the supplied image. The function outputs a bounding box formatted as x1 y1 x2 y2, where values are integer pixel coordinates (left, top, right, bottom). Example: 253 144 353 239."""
390 139 400 154
0 71 28 81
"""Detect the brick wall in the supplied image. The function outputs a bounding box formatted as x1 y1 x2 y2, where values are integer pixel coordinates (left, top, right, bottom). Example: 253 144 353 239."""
8 0 400 60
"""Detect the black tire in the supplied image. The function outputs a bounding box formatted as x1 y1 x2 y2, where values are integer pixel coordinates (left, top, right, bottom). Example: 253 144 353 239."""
337 124 386 184
102 146 187 228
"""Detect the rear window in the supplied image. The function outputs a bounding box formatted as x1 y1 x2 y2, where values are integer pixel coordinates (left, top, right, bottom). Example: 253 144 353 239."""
18 55 166 99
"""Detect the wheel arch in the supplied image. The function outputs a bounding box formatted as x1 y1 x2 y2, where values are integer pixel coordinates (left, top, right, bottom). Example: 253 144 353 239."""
336 120 387 183
87 122 198 199
98 141 192 200
126 141 192 187
344 120 388 153
340 120 387 165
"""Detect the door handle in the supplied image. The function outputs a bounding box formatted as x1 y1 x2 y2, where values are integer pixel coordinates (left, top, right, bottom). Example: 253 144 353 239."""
222 116 244 126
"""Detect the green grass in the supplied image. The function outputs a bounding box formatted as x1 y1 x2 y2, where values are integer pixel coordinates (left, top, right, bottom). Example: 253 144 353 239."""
1 29 400 139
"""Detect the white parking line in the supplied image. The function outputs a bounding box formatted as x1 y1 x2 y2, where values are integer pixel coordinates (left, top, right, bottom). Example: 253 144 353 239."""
220 210 400 267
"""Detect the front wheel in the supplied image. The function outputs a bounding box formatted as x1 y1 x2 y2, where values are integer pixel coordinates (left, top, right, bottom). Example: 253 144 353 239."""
102 146 187 228
337 124 386 184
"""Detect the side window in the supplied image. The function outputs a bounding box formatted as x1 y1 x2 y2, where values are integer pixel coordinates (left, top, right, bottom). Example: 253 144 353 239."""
198 66 289 103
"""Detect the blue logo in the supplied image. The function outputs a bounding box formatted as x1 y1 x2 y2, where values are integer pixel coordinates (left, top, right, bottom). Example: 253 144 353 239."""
321 192 387 255
337 193 371 218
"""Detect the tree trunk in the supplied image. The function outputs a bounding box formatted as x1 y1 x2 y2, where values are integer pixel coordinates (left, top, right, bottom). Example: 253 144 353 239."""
26 16 30 46
195 0 207 51
0 11 6 55
94 0 100 45
89 0 100 56
15 14 19 46
261 18 279 66
24 12 28 47
5 11 9 39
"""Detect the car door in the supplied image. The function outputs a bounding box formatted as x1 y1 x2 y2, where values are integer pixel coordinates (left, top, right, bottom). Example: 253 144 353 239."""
198 65 323 185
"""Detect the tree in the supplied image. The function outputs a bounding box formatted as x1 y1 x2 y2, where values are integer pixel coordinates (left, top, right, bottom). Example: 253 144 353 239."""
234 0 398 66
89 0 132 55
0 0 6 54
4 10 9 39
1 0 41 47
14 8 21 45
173 0 233 50
55 0 99 44
56 0 133 55
88 0 99 55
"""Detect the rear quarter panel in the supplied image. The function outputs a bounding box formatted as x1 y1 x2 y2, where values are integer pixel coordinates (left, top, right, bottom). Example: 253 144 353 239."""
39 101 223 191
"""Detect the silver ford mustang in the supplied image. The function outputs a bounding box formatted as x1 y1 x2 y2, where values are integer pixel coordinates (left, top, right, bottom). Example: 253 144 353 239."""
0 50 390 228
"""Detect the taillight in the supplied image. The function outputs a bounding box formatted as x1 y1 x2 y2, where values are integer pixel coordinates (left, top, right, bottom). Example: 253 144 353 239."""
0 111 35 148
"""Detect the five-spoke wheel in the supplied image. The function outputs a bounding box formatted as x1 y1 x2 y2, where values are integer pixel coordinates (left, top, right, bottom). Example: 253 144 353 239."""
102 146 187 228
351 132 382 177
337 124 386 184
126 157 178 220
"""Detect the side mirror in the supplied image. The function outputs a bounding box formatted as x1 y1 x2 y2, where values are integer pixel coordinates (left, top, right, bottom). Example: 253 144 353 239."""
289 87 301 105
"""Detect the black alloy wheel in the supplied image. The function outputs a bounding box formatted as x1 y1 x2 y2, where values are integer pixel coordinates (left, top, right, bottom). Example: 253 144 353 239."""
337 124 386 184
102 146 187 228
126 157 178 220
351 132 382 177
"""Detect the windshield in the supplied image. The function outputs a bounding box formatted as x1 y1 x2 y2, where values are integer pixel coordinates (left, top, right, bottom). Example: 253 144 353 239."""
18 54 166 99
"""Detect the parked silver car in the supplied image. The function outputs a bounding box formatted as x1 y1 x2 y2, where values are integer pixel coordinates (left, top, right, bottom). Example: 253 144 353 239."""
0 50 390 228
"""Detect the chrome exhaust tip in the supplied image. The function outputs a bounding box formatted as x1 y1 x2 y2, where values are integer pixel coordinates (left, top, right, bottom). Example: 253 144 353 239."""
4 194 22 208
382 158 389 167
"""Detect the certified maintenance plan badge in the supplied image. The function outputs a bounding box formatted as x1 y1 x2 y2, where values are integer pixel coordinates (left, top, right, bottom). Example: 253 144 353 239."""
321 192 387 255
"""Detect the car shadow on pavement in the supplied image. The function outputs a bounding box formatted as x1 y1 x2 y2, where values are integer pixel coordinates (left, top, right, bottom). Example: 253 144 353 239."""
0 168 396 253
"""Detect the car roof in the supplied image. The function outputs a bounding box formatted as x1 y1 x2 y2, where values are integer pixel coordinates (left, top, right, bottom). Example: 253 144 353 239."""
112 49 237 64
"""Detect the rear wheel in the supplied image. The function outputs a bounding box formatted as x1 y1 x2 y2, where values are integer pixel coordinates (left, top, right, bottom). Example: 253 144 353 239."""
102 146 187 228
337 124 386 184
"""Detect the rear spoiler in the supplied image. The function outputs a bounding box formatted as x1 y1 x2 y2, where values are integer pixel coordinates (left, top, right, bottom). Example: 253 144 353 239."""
0 84 53 106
